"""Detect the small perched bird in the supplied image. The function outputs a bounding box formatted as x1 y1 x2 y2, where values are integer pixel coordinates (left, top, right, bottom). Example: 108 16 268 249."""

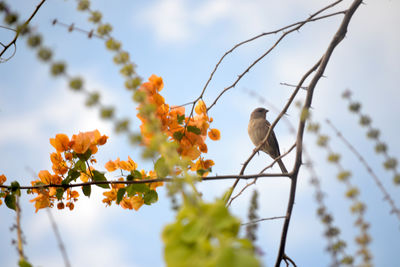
248 107 288 173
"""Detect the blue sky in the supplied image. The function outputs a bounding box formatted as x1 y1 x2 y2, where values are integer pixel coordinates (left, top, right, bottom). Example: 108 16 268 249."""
1 0 400 266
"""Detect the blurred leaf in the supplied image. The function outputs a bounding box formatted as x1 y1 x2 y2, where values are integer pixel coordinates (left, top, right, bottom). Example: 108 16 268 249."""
18 259 33 267
155 157 169 178
5 194 16 210
126 183 149 197
187 126 201 135
82 185 91 197
116 188 126 204
92 170 110 188
56 188 64 200
144 190 158 205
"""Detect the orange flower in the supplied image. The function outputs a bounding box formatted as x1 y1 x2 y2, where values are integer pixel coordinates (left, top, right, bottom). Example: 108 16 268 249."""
106 157 138 172
69 190 79 199
50 152 68 175
65 152 73 161
120 196 144 211
190 158 215 177
105 160 118 172
30 192 51 212
199 143 208 153
80 166 94 182
49 187 57 196
195 100 207 115
208 128 221 141
102 179 125 206
50 134 70 153
38 170 52 184
66 202 75 211
71 132 91 154
38 170 62 184
149 74 164 92
180 146 201 160
98 135 108 145
0 174 6 185
117 156 137 171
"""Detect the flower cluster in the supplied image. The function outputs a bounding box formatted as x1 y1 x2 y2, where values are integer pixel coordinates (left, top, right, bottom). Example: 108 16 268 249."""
136 74 220 176
102 157 163 210
24 75 221 212
30 130 108 212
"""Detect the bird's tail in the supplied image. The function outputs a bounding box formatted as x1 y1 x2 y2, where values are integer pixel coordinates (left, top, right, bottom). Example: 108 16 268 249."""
277 158 288 174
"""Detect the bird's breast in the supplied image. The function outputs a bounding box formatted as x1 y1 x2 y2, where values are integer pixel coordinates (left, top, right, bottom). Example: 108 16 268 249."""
248 118 268 146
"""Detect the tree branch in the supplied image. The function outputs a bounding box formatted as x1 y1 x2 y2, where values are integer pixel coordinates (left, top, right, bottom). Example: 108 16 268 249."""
0 172 290 191
0 0 47 60
275 1 363 266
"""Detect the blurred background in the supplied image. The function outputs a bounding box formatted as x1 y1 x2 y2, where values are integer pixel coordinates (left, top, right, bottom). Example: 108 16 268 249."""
0 0 399 266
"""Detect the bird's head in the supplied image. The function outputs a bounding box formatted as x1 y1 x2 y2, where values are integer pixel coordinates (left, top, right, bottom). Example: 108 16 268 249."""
250 107 268 119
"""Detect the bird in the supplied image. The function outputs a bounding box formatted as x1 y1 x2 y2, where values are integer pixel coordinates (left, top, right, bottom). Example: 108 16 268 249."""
248 107 288 173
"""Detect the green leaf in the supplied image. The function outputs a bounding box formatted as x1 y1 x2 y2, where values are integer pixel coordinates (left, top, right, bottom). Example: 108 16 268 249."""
82 185 91 197
74 159 87 172
132 170 142 179
144 190 158 205
197 168 211 176
126 184 149 197
77 149 92 161
173 131 184 141
18 259 33 267
63 169 80 184
155 157 169 178
5 194 16 210
10 181 21 196
92 170 110 188
187 125 201 135
177 114 185 124
116 188 126 204
56 188 64 200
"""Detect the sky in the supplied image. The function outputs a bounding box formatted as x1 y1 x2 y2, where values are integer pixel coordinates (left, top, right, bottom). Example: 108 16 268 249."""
1 0 400 266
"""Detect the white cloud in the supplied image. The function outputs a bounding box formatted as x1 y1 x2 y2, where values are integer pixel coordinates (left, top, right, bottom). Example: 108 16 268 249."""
139 0 190 43
137 0 345 45
0 70 113 148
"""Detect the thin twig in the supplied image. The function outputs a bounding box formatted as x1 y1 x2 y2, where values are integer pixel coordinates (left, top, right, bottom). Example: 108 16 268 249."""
241 216 286 226
260 144 297 173
46 209 71 267
52 19 104 39
0 0 47 59
280 82 308 90
326 119 400 222
228 144 296 206
283 254 297 267
206 7 345 111
15 196 25 262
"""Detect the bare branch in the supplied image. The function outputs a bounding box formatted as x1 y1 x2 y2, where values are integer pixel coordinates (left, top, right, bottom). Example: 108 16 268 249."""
280 82 308 90
276 1 363 266
0 172 290 191
228 143 296 206
206 6 345 111
52 19 104 39
241 216 286 226
0 0 47 60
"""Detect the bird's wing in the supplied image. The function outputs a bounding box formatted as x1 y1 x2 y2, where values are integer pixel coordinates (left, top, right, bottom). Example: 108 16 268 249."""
268 126 281 158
